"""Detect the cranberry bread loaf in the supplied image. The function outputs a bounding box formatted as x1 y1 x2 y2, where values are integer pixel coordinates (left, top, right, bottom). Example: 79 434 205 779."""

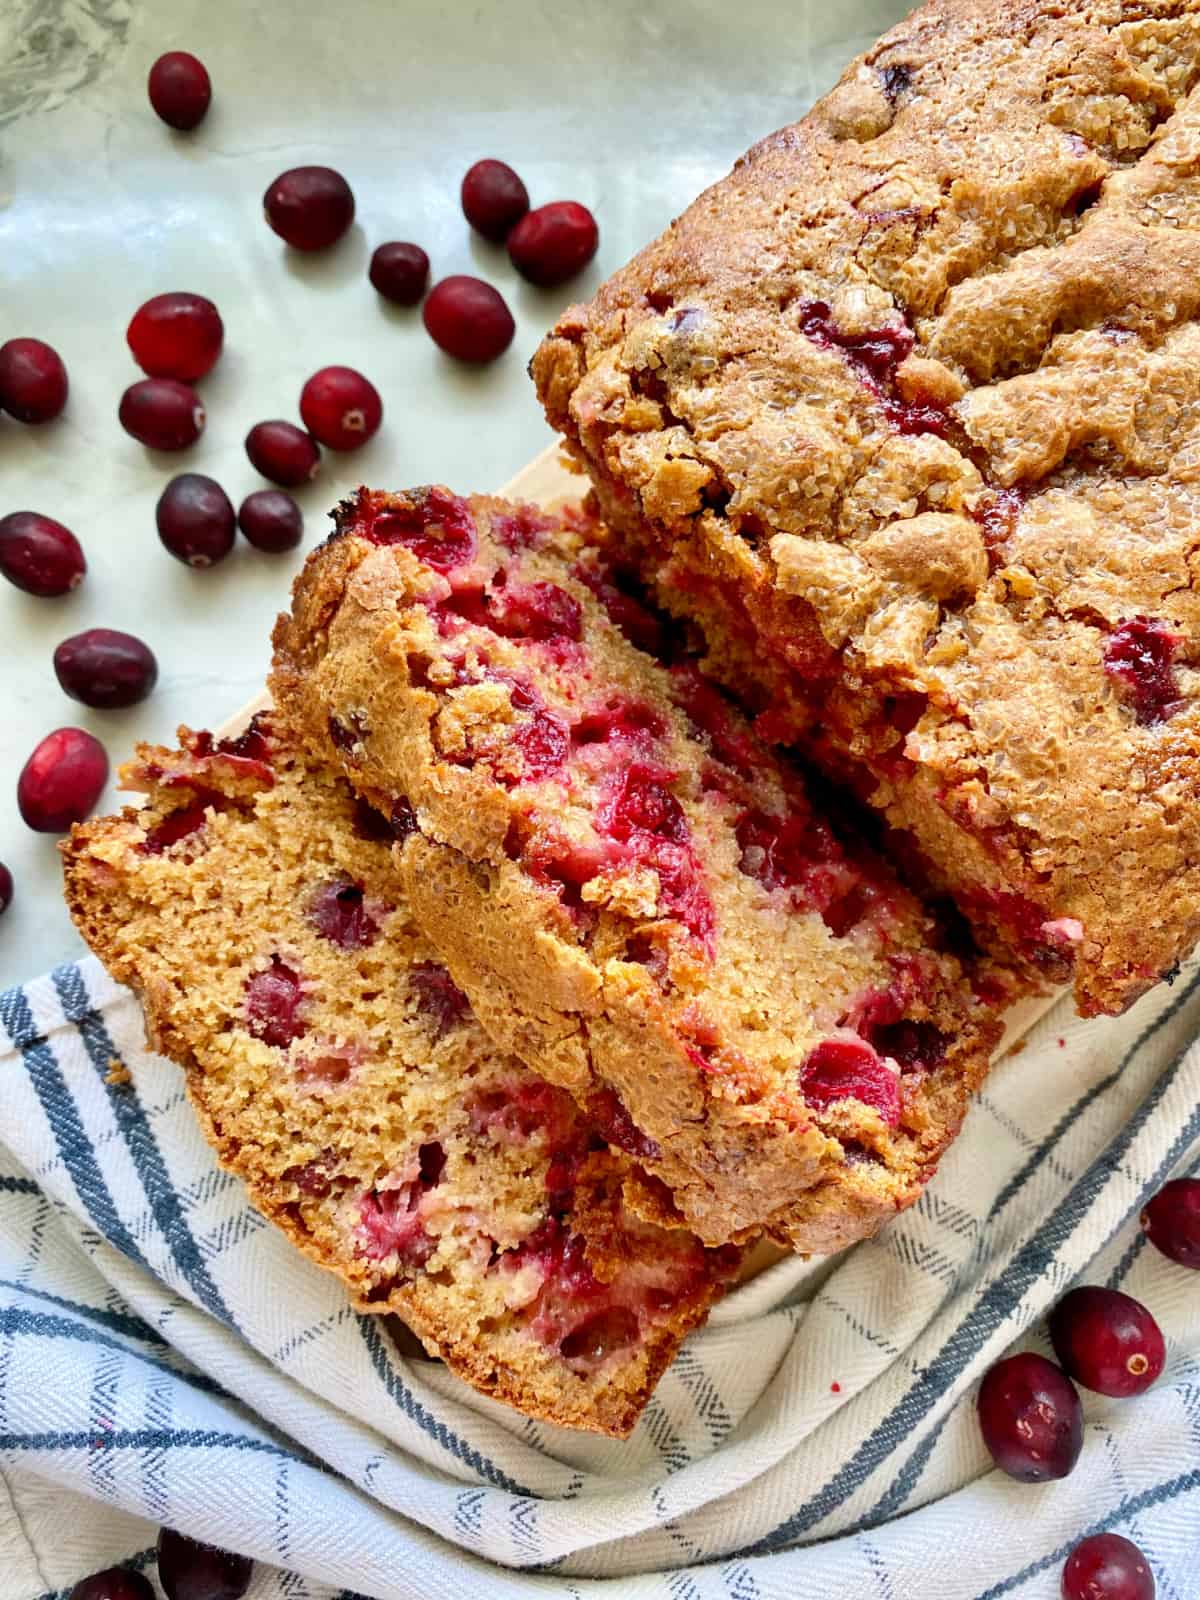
272 487 1003 1251
532 0 1200 1016
62 714 738 1436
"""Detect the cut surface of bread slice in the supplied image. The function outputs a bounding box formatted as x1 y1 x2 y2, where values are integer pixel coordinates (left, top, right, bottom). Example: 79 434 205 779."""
272 487 1005 1251
62 712 738 1436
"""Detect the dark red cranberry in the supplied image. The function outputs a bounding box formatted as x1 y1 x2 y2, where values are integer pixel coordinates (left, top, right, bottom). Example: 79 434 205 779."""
461 159 530 241
0 862 11 914
409 961 470 1038
126 292 223 382
119 378 205 451
0 337 68 423
503 704 566 783
0 511 86 596
369 241 430 305
54 628 158 709
263 166 355 251
587 1087 661 1161
444 579 582 643
560 1306 639 1366
156 1528 252 1600
602 764 687 843
369 488 476 568
507 201 599 287
423 275 515 363
244 957 306 1047
1062 1533 1155 1600
1141 1177 1200 1268
17 727 108 832
238 489 303 552
156 474 235 567
147 52 211 130
69 1567 155 1600
307 877 379 948
144 802 209 854
244 419 321 486
1104 617 1183 724
576 560 664 655
299 365 381 450
976 1352 1083 1482
800 1037 900 1127
1049 1286 1165 1397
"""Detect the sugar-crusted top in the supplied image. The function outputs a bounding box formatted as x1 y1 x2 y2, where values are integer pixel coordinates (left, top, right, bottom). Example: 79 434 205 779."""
532 0 1200 1014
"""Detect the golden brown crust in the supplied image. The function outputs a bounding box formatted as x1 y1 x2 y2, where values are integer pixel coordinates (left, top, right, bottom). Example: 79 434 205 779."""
532 0 1200 1016
61 717 735 1437
271 488 1002 1251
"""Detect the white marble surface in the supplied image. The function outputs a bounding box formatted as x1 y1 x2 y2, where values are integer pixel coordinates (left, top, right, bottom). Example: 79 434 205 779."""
0 0 906 987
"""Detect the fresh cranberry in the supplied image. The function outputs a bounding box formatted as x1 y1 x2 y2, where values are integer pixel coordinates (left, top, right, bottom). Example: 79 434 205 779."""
976 1352 1083 1482
263 165 355 251
119 377 205 450
369 241 430 305
299 365 381 450
0 862 11 914
147 52 211 130
461 159 530 241
54 628 158 709
1141 1177 1200 1268
238 489 303 552
156 474 235 567
1104 617 1183 724
368 488 476 568
0 511 86 596
156 1529 252 1600
507 201 599 287
126 292 223 382
423 275 515 363
1048 1286 1165 1397
307 877 379 949
17 727 108 832
244 419 321 486
408 960 470 1038
0 337 68 423
1062 1533 1155 1600
244 957 306 1047
800 1037 901 1127
69 1568 155 1600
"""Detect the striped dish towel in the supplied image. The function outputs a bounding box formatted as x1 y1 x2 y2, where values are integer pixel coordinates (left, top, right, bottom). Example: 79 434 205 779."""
1 955 1198 1600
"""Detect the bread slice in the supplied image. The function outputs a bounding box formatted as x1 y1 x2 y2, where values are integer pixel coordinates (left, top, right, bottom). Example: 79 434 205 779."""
271 487 1003 1251
62 712 737 1436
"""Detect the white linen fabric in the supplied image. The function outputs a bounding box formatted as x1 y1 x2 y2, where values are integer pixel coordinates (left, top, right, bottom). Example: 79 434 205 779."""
0 953 1197 1600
